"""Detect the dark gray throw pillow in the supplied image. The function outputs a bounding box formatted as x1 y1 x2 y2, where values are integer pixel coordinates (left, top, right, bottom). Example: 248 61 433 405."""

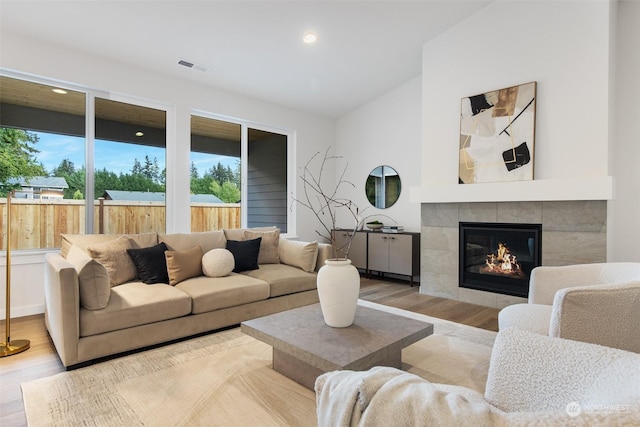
127 242 170 284
226 237 262 272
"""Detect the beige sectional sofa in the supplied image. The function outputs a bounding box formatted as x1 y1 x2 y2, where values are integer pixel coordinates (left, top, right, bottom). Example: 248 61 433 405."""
44 227 329 368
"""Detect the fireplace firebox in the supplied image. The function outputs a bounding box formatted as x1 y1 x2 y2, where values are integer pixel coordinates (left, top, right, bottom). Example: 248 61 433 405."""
459 222 541 298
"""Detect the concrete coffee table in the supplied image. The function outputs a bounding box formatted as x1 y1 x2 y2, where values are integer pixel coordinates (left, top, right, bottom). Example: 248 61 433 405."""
241 303 433 389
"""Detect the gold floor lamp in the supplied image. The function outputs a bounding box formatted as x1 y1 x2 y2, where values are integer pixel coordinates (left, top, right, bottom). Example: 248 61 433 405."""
1 190 30 357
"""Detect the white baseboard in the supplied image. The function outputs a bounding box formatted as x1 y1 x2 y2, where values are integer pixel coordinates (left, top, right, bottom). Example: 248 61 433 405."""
0 304 45 319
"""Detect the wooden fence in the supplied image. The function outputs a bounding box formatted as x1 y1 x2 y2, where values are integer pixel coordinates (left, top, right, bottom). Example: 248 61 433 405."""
0 198 241 251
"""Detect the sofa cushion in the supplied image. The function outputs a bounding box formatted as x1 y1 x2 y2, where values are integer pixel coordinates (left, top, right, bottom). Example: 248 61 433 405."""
85 236 138 287
66 245 111 310
278 238 319 273
244 229 280 264
127 242 170 284
226 238 261 272
242 263 317 297
223 226 278 241
165 246 203 286
175 274 270 314
61 232 158 258
79 282 192 337
159 230 226 253
202 248 235 278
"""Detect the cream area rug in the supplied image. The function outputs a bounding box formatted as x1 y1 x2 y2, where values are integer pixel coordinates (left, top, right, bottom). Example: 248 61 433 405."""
22 300 496 426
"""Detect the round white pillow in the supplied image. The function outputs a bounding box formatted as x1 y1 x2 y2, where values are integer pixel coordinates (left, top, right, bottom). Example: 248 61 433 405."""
202 248 235 277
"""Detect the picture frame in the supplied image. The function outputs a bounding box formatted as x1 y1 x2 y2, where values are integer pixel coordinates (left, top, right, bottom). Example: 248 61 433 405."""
459 82 536 184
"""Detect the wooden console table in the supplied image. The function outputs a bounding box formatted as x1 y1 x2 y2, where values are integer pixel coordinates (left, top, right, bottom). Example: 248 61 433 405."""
332 229 420 285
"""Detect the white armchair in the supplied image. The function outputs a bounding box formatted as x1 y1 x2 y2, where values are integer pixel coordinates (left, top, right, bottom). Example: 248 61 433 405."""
498 262 640 352
315 328 640 426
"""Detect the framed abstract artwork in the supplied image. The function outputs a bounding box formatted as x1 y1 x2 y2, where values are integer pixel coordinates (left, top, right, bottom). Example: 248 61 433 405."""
459 82 536 184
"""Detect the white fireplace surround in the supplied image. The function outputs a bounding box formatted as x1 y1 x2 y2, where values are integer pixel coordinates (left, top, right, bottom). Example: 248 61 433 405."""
409 176 613 204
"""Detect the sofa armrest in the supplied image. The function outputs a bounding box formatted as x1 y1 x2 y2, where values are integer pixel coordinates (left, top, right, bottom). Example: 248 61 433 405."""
550 281 640 352
315 243 332 272
484 327 640 413
44 252 81 367
529 263 640 305
529 264 601 305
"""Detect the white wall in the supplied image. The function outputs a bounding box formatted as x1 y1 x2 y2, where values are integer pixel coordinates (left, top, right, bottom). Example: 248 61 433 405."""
419 0 638 261
335 76 422 232
421 0 612 185
0 32 335 317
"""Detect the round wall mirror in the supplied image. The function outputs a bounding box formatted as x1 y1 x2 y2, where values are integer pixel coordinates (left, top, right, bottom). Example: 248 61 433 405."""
365 165 401 208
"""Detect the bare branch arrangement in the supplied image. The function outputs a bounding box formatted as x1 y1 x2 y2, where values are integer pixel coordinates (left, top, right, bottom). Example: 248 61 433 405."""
293 147 393 260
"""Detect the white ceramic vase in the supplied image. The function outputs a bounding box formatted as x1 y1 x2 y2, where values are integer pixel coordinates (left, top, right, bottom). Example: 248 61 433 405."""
316 259 361 327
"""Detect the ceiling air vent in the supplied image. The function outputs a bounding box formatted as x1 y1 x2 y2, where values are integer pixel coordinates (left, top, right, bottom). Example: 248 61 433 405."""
178 59 208 72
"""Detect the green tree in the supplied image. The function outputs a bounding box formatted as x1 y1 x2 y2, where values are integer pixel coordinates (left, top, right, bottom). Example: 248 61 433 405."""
51 158 76 177
190 162 199 179
140 155 160 183
118 172 164 193
94 168 120 198
72 189 84 199
219 181 241 203
0 128 47 195
51 159 83 199
191 175 214 195
131 159 143 176
213 181 240 203
209 180 221 196
65 167 86 199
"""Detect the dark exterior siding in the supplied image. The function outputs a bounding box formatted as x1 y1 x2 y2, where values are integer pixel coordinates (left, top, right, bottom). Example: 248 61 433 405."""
247 134 287 231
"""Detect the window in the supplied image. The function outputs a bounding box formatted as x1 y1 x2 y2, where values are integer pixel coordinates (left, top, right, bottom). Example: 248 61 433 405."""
1 74 168 250
190 114 290 233
94 97 167 234
1 72 293 251
190 115 241 231
0 75 86 250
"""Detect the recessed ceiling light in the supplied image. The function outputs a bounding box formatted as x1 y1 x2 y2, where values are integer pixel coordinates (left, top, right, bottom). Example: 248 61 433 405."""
303 32 317 44
135 131 144 137
52 88 67 94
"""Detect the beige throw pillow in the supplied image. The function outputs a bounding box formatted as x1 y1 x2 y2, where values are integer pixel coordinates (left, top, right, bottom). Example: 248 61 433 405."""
223 226 278 241
67 245 111 310
159 230 226 253
61 233 124 259
244 229 280 264
60 232 158 259
278 239 319 273
165 246 203 286
202 248 235 277
85 236 137 287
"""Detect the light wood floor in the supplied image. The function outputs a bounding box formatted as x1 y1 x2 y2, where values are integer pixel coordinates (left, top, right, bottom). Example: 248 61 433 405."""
0 278 499 426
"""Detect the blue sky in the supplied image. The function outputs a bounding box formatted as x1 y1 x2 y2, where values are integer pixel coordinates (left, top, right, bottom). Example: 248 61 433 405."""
34 132 238 176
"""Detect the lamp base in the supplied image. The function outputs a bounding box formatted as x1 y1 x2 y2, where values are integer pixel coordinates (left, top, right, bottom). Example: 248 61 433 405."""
0 339 30 357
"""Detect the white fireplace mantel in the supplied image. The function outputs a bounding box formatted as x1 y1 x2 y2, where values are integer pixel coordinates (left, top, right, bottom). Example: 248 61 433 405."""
410 176 614 204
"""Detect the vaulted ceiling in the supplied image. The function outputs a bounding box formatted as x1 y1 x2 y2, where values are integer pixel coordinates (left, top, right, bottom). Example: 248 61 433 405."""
0 1 492 118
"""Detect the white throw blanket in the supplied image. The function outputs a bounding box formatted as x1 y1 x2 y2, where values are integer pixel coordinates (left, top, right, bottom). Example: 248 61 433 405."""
315 366 497 426
315 366 640 426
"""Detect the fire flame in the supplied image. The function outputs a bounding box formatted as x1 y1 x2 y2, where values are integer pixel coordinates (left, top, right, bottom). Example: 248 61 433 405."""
481 242 523 277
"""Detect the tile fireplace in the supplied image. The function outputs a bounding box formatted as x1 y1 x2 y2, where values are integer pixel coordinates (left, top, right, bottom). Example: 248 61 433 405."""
420 200 607 308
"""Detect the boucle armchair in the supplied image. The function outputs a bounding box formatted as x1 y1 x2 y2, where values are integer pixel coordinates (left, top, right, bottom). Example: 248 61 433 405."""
315 328 640 426
498 262 640 352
